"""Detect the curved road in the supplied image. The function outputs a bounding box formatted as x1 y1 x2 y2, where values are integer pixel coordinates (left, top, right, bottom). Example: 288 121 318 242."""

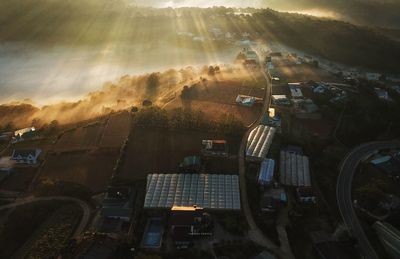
337 141 400 259
0 196 91 238
238 59 294 258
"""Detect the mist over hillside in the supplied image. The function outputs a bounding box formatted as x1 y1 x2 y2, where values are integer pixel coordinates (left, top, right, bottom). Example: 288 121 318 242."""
1 0 399 74
133 0 400 29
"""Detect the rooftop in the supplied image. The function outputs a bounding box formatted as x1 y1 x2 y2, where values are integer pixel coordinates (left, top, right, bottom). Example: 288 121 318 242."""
246 125 276 161
101 186 135 220
258 159 275 185
279 150 311 187
144 174 241 210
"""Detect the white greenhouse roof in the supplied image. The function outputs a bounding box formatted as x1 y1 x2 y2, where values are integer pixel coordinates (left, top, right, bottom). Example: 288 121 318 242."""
279 151 311 187
144 174 241 210
246 125 276 161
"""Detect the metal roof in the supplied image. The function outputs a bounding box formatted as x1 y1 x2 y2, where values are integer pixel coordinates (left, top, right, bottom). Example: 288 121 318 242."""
246 125 276 161
279 151 311 187
258 159 275 185
144 174 241 210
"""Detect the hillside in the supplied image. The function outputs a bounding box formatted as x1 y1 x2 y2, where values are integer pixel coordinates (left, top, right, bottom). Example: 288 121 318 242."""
0 1 399 73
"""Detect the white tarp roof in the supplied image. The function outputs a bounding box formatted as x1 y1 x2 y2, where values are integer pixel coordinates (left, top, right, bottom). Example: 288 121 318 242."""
279 151 311 187
246 125 276 161
144 174 241 210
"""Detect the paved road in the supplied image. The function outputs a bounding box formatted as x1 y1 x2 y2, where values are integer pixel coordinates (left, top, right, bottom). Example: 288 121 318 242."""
337 141 400 259
238 57 294 258
0 196 91 238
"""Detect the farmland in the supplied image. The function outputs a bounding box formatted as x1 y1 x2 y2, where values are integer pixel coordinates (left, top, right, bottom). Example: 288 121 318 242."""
0 167 37 192
39 148 119 193
33 111 131 192
55 122 104 151
119 127 241 181
164 79 265 126
274 63 340 83
0 200 65 259
55 111 131 151
16 204 82 259
99 111 131 148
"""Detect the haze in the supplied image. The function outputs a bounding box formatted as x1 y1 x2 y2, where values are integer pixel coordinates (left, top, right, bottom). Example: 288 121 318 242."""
138 0 400 28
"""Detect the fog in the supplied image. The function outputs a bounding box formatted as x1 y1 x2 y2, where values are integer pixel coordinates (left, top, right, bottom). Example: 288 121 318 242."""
137 0 400 28
0 42 238 105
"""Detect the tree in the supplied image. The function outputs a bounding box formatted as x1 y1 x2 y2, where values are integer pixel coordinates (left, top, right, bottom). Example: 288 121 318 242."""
208 66 215 76
146 72 160 97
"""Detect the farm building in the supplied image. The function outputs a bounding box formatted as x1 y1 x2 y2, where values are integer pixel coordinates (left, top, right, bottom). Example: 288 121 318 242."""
169 205 212 248
12 127 36 143
374 88 389 100
279 150 311 187
261 108 281 131
179 156 201 173
101 186 136 221
296 186 317 204
260 188 287 213
244 59 258 69
272 95 291 106
288 83 303 99
258 159 275 186
201 140 228 157
246 125 276 161
245 50 258 61
144 174 241 210
11 149 41 165
236 94 262 107
366 72 381 81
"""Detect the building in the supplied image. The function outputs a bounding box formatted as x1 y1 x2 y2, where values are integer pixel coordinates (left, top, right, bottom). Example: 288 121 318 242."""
374 87 389 100
258 159 275 186
296 186 317 204
179 156 201 173
261 108 281 131
366 72 381 81
201 140 228 158
260 188 287 213
245 50 258 61
144 174 241 210
302 99 319 113
244 59 258 69
272 95 291 106
367 154 400 180
392 85 400 94
313 85 326 94
288 83 303 99
279 150 311 187
304 55 313 63
169 206 212 248
12 127 36 143
373 221 400 259
11 149 41 165
236 94 262 107
101 186 135 221
246 125 276 162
